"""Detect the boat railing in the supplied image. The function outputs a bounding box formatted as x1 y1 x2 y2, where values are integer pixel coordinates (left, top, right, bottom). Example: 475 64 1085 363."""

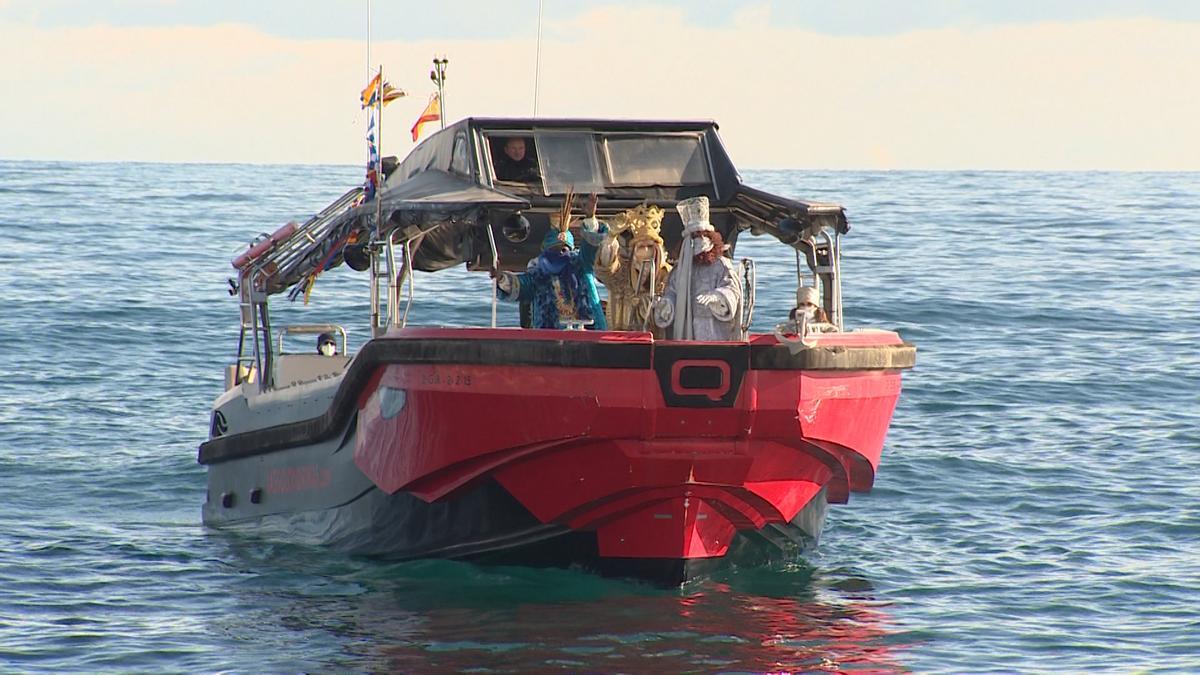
269 188 364 285
383 228 419 332
739 257 756 337
485 223 500 328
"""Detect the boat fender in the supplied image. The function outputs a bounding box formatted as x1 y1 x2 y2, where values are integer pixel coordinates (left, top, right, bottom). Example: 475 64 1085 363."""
232 221 298 269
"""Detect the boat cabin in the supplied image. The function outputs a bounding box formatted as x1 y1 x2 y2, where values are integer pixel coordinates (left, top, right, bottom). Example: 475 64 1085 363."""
225 118 853 393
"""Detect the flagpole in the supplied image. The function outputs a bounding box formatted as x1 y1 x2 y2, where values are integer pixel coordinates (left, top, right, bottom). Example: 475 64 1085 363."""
375 64 384 239
534 0 543 117
365 0 372 158
375 64 388 334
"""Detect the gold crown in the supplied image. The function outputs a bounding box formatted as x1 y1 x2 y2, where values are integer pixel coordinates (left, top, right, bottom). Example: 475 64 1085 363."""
612 204 665 245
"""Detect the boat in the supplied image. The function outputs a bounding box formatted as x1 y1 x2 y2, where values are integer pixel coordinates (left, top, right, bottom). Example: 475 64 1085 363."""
198 117 916 585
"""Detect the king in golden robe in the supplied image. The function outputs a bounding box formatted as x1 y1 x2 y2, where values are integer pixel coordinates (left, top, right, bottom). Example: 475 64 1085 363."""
593 204 672 335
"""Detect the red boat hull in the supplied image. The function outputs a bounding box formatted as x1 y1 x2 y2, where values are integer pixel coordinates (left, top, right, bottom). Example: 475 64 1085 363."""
352 327 910 567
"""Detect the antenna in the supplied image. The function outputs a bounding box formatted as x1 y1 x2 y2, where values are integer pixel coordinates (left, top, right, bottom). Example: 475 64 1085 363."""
533 0 543 117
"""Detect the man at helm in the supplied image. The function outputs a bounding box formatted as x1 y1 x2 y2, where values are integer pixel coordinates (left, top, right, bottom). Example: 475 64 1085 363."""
653 196 743 341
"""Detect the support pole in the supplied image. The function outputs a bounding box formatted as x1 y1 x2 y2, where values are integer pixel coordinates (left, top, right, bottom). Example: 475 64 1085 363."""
486 224 500 328
430 57 448 129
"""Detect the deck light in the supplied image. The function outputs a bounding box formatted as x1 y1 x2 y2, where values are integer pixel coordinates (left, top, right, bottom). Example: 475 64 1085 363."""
502 212 531 243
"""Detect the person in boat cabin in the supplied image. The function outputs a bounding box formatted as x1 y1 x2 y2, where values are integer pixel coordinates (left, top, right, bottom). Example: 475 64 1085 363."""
652 196 744 341
492 193 608 330
594 203 672 336
493 137 539 182
316 332 338 356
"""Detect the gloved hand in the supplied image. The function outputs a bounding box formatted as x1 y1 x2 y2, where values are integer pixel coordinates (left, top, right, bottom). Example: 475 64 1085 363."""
653 297 674 326
696 292 725 311
580 216 608 245
495 272 513 294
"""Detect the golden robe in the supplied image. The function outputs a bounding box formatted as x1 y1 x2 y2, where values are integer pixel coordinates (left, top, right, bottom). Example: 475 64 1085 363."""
595 233 671 335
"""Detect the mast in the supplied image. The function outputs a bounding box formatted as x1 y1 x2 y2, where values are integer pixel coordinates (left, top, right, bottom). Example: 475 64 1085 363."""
373 64 387 337
375 64 384 239
534 0 544 116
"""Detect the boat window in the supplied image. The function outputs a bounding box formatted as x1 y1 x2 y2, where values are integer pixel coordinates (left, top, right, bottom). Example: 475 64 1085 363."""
450 132 470 176
489 136 541 183
605 134 709 185
534 132 605 194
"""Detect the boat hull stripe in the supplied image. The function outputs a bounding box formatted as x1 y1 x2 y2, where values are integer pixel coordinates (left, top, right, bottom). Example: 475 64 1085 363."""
198 338 913 465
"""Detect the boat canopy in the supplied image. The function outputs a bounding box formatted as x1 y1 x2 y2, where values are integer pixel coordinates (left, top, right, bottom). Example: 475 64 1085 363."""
248 117 850 296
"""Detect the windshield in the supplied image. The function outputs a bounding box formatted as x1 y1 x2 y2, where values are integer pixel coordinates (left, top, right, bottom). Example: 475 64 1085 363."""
605 134 709 185
484 129 713 194
535 132 605 194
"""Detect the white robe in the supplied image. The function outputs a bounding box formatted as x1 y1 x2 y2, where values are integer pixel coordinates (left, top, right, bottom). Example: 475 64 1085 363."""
655 254 743 341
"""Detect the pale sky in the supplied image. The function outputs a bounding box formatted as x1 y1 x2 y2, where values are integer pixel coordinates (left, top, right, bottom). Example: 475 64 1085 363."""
1 1 1197 169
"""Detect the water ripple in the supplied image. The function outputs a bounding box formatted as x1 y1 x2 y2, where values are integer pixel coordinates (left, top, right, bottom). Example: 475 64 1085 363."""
1 161 1197 671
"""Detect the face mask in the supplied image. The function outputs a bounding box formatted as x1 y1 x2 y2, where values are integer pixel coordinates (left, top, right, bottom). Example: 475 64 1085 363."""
798 306 816 321
319 343 336 357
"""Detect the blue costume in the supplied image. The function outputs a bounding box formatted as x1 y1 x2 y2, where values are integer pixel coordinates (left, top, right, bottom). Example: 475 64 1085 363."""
497 219 608 330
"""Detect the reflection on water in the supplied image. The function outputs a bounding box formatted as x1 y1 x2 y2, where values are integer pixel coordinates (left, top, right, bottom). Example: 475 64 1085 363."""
212 538 911 671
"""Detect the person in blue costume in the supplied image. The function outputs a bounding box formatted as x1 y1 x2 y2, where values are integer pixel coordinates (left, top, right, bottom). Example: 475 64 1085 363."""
493 193 608 330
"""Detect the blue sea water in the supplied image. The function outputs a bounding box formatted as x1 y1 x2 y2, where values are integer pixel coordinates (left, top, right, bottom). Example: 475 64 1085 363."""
1 160 1197 672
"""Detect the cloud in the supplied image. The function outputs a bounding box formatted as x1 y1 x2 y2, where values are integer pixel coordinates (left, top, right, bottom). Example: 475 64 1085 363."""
1 7 1197 169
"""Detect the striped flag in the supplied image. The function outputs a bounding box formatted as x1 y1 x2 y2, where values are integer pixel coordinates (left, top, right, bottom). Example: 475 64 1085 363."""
410 93 441 142
364 110 379 200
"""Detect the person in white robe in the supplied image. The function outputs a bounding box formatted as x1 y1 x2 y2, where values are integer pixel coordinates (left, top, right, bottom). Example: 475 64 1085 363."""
652 196 744 341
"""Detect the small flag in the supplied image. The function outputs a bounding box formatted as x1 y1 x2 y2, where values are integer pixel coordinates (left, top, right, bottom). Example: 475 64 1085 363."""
381 83 406 105
410 93 441 142
364 165 378 201
364 107 380 200
360 73 382 108
361 74 407 108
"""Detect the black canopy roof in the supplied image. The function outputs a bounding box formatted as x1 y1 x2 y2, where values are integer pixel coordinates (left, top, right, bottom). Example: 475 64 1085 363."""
252 117 849 294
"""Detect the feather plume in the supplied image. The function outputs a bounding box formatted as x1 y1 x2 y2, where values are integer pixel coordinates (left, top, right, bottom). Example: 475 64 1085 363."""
557 186 575 234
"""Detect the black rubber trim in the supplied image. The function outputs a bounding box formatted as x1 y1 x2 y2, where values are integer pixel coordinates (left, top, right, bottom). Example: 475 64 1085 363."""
198 337 651 466
751 342 917 370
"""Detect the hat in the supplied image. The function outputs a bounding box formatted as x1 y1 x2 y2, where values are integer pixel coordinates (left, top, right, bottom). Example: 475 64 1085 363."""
797 286 820 307
676 196 714 235
613 204 665 245
541 228 574 251
317 332 336 347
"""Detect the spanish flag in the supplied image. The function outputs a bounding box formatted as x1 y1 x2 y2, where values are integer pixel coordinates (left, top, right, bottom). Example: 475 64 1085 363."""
410 93 441 142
